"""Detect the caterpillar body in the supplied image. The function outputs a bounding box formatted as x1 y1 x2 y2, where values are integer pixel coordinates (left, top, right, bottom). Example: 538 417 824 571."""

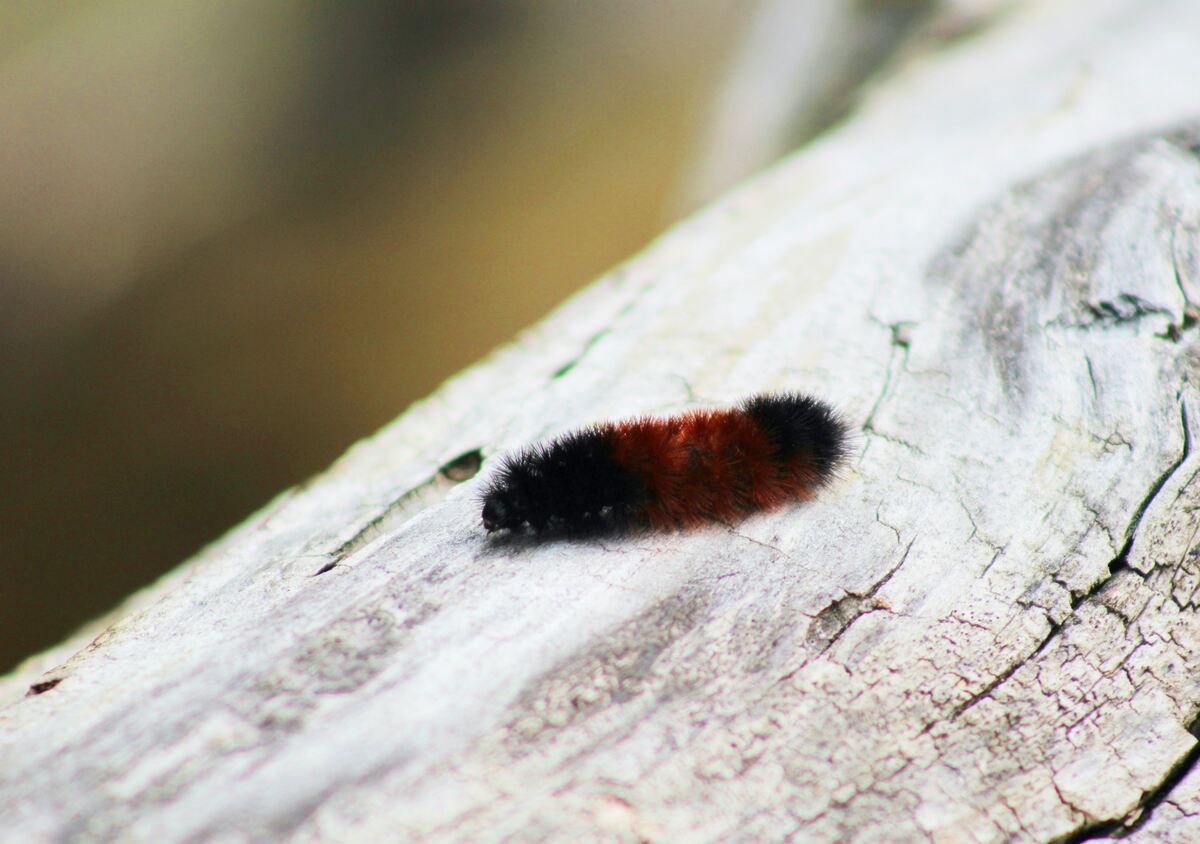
481 392 848 538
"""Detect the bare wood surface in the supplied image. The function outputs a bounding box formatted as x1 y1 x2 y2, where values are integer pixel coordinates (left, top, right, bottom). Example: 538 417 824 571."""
3 0 1200 841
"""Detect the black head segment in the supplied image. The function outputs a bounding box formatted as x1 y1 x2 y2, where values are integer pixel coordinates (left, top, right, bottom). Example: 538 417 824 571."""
482 490 517 532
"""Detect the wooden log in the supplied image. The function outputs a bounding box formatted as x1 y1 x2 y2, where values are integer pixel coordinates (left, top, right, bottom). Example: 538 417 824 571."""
3 0 1200 840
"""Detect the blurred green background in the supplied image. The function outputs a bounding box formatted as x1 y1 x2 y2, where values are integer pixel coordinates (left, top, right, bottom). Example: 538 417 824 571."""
0 0 934 673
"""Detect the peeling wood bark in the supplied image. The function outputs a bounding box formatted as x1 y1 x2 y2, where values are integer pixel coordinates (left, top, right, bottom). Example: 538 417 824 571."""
3 1 1200 841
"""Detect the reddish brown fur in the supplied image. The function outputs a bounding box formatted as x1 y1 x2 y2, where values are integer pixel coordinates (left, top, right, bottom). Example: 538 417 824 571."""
611 408 821 530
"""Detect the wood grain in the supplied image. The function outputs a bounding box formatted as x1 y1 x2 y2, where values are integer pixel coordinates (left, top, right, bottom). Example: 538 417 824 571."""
3 0 1199 840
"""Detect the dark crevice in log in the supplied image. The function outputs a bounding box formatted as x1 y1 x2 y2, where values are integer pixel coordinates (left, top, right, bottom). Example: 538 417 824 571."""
25 677 63 696
1054 715 1200 843
932 399 1191 731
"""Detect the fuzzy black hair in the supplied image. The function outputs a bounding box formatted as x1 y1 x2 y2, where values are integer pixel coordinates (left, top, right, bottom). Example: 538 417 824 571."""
481 425 647 537
742 392 849 480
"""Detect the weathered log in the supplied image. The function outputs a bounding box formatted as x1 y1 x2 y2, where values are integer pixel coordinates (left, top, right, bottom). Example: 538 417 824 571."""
3 1 1200 841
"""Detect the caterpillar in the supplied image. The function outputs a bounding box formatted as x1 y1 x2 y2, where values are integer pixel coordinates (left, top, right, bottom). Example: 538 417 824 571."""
480 392 848 538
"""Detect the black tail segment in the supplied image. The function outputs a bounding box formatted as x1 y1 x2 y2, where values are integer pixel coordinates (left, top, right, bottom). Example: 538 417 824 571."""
743 392 849 481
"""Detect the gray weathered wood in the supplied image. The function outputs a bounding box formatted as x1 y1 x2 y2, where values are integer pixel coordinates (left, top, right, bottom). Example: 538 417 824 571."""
3 0 1200 841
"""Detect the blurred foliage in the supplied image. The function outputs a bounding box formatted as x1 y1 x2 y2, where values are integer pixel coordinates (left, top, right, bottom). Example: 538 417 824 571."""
0 0 748 672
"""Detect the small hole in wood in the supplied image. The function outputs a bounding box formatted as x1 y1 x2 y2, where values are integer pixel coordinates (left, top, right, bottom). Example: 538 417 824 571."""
440 449 483 482
27 678 63 696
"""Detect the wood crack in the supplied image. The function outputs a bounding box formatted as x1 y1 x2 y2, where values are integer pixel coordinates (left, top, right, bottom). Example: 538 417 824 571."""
1054 715 1200 842
551 298 640 379
861 318 917 459
804 538 914 657
321 447 484 572
1045 292 1176 332
1160 222 1200 342
1115 398 1192 574
932 399 1192 732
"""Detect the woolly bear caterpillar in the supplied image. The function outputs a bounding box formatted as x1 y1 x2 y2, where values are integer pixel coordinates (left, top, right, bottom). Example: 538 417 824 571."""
481 393 848 537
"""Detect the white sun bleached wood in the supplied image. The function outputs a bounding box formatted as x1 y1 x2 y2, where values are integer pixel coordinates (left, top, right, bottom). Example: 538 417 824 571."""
3 0 1200 841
